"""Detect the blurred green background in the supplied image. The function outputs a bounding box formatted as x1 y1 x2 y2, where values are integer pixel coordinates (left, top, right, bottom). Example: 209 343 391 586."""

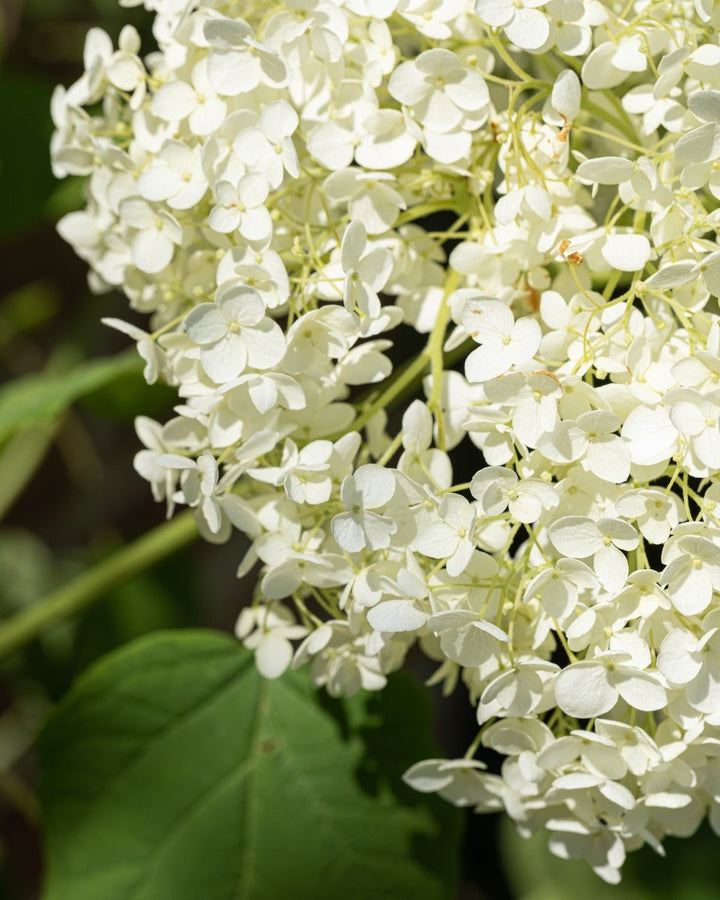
0 3 251 896
0 1 718 897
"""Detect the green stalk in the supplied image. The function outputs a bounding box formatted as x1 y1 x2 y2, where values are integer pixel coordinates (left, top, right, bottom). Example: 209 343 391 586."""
0 510 198 660
339 349 432 439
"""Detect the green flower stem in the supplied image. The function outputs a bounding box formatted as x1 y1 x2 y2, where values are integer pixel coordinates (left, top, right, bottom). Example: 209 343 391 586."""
427 269 461 451
345 349 432 438
0 511 198 661
332 270 468 444
580 96 641 148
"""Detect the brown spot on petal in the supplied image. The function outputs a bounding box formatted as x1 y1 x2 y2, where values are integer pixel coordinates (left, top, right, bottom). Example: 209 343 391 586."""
532 370 562 386
524 281 541 312
558 239 583 265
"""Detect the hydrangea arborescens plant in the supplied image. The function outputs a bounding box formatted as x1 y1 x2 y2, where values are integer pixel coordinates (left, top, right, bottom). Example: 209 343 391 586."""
52 0 720 884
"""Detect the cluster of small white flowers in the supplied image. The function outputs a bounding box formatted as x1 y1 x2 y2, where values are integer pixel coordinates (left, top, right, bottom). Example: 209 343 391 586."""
53 0 720 882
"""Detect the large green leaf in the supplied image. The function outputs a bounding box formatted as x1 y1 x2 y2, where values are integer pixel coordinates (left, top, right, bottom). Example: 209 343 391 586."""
0 350 140 444
38 630 461 900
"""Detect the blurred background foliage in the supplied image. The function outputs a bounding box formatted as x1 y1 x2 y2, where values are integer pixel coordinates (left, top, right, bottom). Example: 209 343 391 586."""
0 2 246 895
0 0 719 897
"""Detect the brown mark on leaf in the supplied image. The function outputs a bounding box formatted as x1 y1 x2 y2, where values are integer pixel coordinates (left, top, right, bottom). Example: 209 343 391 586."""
260 738 277 754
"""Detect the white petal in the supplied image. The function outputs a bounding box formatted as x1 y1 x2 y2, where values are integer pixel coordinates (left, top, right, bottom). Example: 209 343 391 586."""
441 621 505 667
243 320 286 369
413 520 462 558
584 437 631 484
209 206 240 233
402 760 453 793
331 512 366 553
670 401 706 436
132 230 173 274
388 60 428 106
509 317 542 365
576 156 635 185
462 297 513 342
689 90 720 122
151 81 196 120
445 70 489 113
475 0 514 27
362 511 397 550
615 670 667 711
306 123 354 170
644 261 696 290
200 336 247 382
665 566 713 615
622 405 678 466
402 400 433 453
599 518 638 550
137 164 181 202
555 663 617 718
675 122 720 164
261 99 298 141
505 7 549 50
601 234 651 272
239 206 273 242
464 343 510 383
598 780 636 810
186 304 227 344
657 629 701 685
549 517 601 558
238 172 269 207
582 43 627 89
255 634 293 679
367 600 427 632
189 96 227 136
341 221 367 271
552 70 581 120
355 464 396 508
593 544 629 593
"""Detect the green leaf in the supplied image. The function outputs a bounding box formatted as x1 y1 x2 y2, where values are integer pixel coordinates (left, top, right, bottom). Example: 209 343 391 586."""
0 530 63 614
0 424 58 520
38 630 461 900
79 368 175 421
0 350 140 444
0 71 55 237
0 281 60 346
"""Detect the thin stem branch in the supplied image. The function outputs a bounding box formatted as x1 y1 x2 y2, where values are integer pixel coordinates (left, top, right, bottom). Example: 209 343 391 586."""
342 349 431 438
0 771 39 825
0 511 198 660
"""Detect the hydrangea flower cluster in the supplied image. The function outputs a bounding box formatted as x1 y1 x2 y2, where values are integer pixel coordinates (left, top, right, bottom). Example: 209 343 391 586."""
53 0 720 882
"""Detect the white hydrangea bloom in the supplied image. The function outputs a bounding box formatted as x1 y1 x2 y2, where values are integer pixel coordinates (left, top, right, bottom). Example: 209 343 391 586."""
54 0 720 882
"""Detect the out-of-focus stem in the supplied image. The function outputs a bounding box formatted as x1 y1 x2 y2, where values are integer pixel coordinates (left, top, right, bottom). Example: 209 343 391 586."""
0 511 198 660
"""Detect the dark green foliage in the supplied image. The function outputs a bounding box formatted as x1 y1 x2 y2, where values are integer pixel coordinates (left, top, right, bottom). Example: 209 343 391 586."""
38 630 462 900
